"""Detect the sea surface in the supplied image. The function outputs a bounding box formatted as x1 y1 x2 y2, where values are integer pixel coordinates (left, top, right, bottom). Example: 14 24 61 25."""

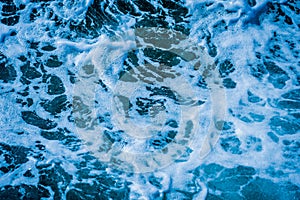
0 0 299 199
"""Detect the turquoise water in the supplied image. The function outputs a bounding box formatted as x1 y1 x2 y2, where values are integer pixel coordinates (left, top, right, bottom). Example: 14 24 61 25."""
0 0 299 199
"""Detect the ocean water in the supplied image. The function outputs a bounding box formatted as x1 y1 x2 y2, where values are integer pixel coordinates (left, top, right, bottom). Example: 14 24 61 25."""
0 0 299 199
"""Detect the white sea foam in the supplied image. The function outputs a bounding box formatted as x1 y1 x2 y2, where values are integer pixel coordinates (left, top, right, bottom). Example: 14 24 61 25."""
0 0 298 199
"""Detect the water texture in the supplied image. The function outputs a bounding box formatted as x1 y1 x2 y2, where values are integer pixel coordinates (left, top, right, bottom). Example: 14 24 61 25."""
0 0 299 199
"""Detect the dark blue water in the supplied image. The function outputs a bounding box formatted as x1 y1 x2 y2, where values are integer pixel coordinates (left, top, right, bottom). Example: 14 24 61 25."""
0 0 299 199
